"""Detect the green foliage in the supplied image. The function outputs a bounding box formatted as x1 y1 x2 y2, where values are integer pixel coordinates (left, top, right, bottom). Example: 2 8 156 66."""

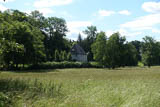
130 40 142 61
2 9 160 70
141 36 160 67
0 10 45 69
29 61 96 69
105 32 126 68
67 52 72 61
91 32 107 66
77 33 83 46
138 61 144 67
43 17 69 61
82 26 97 61
62 50 67 61
123 43 138 66
55 50 60 62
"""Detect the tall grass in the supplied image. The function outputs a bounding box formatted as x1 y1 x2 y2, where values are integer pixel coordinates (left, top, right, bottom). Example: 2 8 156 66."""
0 78 63 107
1 67 160 106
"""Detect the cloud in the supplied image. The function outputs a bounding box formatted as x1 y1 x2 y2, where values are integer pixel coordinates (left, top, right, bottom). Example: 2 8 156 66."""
67 21 92 29
59 11 73 18
34 0 73 8
95 9 131 19
98 10 115 17
118 10 131 15
24 8 54 17
0 4 7 12
152 28 160 34
121 14 160 31
67 21 92 40
142 2 160 13
106 29 142 38
37 8 54 16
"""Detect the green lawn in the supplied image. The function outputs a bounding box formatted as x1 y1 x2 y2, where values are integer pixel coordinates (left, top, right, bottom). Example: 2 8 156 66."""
1 67 160 107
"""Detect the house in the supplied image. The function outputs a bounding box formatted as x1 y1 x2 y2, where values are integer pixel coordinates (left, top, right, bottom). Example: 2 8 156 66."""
71 44 87 62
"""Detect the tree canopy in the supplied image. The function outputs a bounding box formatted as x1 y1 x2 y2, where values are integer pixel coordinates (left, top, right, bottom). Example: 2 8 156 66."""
1 9 160 69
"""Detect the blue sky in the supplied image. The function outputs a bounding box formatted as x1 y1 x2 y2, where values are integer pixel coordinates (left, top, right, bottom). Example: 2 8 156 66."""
0 0 160 41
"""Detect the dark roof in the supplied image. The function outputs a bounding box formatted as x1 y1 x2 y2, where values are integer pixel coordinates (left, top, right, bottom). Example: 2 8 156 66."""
71 44 86 55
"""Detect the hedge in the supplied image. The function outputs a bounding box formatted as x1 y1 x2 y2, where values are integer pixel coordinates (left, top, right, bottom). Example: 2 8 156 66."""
28 61 102 70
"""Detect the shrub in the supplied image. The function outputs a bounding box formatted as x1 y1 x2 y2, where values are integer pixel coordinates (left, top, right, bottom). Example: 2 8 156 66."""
28 61 99 70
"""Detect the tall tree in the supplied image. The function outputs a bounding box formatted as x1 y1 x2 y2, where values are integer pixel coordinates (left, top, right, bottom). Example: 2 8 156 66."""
141 36 160 67
83 26 97 61
123 43 138 66
130 40 142 61
29 10 47 30
105 32 126 69
77 33 83 47
44 17 68 61
91 32 107 66
0 10 45 68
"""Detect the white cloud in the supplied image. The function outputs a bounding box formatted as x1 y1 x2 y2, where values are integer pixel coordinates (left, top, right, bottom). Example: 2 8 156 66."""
98 10 115 17
60 11 73 18
34 0 73 8
152 28 160 34
105 30 116 37
67 21 92 40
118 10 131 15
121 14 160 31
37 8 54 16
0 4 7 12
24 8 54 17
67 21 92 29
142 2 160 13
95 9 131 19
106 29 142 38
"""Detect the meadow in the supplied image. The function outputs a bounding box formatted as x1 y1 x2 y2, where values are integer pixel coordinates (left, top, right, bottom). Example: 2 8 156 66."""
1 67 160 107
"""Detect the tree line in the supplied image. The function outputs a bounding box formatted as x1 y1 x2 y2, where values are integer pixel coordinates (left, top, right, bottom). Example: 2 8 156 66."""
77 28 160 68
0 9 72 69
0 9 160 69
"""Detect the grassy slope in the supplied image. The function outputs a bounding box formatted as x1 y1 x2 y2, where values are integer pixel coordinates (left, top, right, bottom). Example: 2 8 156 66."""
1 67 160 107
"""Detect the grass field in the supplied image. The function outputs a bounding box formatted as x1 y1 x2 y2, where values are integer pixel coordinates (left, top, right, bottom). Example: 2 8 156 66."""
1 67 160 107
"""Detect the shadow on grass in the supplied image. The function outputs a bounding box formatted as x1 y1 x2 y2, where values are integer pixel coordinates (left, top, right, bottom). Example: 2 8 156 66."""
0 69 60 73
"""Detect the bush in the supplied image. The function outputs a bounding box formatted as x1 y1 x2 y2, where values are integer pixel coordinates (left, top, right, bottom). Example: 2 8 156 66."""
28 61 100 70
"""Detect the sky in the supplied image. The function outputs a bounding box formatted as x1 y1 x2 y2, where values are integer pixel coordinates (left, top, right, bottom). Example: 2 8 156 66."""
0 0 160 41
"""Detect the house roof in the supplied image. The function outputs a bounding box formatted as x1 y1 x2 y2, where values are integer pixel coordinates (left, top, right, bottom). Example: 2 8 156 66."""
71 44 86 55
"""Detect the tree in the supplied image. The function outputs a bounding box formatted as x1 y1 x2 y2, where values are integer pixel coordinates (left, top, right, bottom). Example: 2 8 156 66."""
130 40 142 61
83 26 97 42
55 50 60 62
141 36 160 67
123 43 138 66
91 32 107 66
105 32 126 69
44 17 68 61
0 39 24 69
29 10 47 30
67 52 72 61
0 10 45 67
83 26 97 61
62 51 67 61
77 33 83 47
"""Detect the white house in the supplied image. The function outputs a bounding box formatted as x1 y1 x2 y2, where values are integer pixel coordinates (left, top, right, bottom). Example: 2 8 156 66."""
71 44 87 62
